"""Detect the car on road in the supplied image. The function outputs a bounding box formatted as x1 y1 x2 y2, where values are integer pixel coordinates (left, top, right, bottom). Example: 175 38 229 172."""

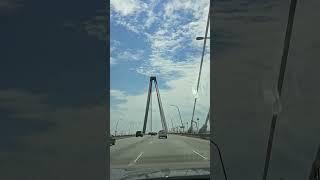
148 132 157 136
158 130 167 139
136 131 143 137
110 135 116 146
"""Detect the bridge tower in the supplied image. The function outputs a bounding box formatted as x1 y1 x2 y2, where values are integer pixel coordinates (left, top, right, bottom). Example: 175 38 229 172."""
142 76 168 134
199 107 210 133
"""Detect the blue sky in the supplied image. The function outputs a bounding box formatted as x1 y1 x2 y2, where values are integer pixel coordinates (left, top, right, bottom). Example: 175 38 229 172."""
110 0 210 134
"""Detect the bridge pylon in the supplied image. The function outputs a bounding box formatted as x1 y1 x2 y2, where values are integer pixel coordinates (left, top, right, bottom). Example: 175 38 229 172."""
142 76 168 134
199 107 210 133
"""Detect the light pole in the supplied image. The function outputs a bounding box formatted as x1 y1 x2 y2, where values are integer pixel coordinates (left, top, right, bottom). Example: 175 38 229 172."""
193 121 198 134
170 118 175 133
197 118 200 132
190 5 210 133
186 122 188 134
170 105 185 132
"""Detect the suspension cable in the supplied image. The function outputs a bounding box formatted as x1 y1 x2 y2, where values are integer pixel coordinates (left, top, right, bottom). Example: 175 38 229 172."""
190 1 211 131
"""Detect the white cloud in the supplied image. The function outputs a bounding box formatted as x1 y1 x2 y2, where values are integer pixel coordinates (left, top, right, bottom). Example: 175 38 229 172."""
139 0 210 63
114 18 141 33
111 40 120 47
110 89 127 100
164 0 194 18
144 12 157 28
111 41 146 65
110 0 147 16
111 0 209 39
110 0 160 34
142 0 160 28
117 49 144 61
110 57 116 65
111 48 144 66
110 40 120 65
138 0 210 79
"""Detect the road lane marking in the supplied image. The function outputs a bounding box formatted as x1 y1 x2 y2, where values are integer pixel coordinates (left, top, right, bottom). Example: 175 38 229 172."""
128 152 144 166
192 150 207 160
134 152 144 163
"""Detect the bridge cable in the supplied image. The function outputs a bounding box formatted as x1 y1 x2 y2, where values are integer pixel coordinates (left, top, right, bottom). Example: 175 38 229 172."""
190 0 211 132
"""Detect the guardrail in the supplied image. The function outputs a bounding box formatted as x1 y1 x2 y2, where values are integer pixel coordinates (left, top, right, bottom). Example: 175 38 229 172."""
169 132 210 140
113 134 135 140
112 133 211 140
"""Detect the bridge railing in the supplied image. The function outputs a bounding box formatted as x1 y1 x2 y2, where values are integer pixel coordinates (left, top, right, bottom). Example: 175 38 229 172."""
112 134 135 140
168 132 210 140
111 132 211 140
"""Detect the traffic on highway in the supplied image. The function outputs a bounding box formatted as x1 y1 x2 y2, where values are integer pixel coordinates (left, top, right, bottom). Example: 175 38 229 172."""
110 133 210 180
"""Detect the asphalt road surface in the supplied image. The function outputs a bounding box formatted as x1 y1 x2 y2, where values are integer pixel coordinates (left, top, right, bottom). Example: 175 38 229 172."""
110 134 210 169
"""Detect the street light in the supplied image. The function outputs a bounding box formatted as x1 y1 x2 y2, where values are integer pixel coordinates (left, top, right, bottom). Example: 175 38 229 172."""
170 104 185 132
197 118 200 132
186 122 188 134
170 118 175 133
196 37 210 40
190 6 210 133
193 121 198 134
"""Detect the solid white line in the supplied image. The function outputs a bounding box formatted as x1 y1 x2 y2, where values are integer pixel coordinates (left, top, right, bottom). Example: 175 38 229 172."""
192 150 207 160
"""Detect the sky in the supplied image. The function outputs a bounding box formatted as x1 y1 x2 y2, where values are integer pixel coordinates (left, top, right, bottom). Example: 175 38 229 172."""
110 0 211 134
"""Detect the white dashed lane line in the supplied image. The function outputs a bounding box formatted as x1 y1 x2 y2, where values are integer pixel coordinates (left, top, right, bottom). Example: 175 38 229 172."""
128 152 144 166
192 150 207 160
134 152 144 163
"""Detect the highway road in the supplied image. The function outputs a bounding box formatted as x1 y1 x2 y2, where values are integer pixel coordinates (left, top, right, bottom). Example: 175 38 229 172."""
110 134 210 169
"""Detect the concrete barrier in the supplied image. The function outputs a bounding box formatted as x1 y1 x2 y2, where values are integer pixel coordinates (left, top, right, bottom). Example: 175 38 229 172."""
168 132 210 140
113 133 211 140
113 135 135 140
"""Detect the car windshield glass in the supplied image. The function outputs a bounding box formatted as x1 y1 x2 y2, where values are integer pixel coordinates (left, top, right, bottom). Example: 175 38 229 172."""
211 0 320 180
110 0 210 179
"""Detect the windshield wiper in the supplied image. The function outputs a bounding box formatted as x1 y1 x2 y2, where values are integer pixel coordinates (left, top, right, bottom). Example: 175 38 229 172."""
262 0 298 180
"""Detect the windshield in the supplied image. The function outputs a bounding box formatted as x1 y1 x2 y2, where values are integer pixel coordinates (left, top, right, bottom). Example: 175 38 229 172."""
110 0 210 179
211 0 320 180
